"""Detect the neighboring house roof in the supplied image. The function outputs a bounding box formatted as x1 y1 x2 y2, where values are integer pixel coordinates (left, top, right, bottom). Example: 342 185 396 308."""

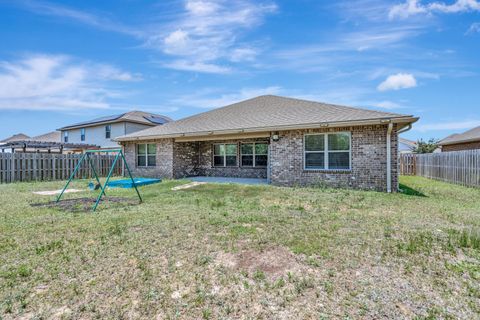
0 133 30 143
439 126 480 146
58 111 173 130
399 137 417 152
29 131 61 143
117 95 418 141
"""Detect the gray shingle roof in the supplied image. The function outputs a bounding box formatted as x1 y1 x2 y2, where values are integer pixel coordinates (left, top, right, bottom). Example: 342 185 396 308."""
439 126 480 145
0 133 30 143
29 131 61 143
59 111 172 130
117 95 417 141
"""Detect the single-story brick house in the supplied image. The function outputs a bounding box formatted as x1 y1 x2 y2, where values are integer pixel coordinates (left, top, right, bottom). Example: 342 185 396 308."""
439 126 480 152
116 95 418 192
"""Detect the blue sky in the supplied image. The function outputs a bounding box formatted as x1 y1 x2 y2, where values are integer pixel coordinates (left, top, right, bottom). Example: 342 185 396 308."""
0 0 479 141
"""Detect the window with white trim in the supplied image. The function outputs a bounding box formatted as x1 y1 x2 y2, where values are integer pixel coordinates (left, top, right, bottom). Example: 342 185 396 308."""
63 131 68 143
80 128 85 141
241 142 268 167
304 133 351 170
213 143 237 167
105 125 111 139
137 143 156 167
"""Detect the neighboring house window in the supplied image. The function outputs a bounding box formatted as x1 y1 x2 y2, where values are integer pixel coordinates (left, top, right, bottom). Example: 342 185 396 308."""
63 131 68 143
241 142 268 167
80 128 85 141
137 144 156 167
213 143 237 167
105 125 111 139
304 133 351 170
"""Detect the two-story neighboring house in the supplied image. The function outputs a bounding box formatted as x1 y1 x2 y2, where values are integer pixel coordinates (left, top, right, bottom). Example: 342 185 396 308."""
58 111 172 149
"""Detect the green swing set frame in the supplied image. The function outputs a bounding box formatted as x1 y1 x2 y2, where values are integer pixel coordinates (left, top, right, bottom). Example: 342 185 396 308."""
56 149 142 211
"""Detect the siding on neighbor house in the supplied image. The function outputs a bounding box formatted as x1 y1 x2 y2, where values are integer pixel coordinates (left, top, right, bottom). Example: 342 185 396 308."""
442 141 480 152
121 124 398 191
61 121 152 148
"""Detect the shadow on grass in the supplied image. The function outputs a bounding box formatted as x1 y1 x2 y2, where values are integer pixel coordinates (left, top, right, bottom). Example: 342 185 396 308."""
399 184 427 197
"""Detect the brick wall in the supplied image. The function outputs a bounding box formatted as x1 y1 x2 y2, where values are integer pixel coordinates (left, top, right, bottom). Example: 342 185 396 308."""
123 138 174 179
269 125 398 191
442 141 480 152
121 124 398 191
195 138 268 179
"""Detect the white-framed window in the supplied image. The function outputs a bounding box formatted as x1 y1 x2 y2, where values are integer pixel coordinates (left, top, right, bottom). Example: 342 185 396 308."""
80 128 85 141
213 143 237 167
241 142 268 167
105 125 111 139
63 131 68 143
304 132 351 170
137 143 156 167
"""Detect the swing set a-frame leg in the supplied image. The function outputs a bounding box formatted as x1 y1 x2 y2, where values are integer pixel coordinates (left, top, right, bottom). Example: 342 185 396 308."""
121 150 142 203
92 152 121 212
56 153 87 203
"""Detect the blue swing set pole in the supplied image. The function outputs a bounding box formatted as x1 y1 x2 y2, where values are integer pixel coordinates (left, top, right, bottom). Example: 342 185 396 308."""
121 150 142 203
92 151 121 212
56 152 87 203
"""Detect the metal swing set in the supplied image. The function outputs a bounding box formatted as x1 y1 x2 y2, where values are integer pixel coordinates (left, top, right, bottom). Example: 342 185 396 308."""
56 149 142 211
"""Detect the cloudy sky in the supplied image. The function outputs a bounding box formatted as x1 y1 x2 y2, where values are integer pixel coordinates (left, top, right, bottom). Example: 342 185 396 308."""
0 0 479 140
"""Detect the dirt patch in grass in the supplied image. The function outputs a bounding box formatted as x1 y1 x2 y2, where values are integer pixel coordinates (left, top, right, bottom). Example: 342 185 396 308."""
215 246 303 280
30 197 139 212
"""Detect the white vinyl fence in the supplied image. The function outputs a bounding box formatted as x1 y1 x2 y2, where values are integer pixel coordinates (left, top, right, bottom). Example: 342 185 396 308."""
0 153 123 184
400 149 480 188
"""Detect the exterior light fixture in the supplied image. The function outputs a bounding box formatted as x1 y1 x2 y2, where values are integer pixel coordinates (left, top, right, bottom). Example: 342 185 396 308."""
272 132 280 141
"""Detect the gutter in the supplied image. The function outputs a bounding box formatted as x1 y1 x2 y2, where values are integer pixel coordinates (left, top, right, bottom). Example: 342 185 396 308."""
387 122 393 193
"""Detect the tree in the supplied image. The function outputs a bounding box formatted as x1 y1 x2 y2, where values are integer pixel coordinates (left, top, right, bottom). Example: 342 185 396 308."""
413 138 439 154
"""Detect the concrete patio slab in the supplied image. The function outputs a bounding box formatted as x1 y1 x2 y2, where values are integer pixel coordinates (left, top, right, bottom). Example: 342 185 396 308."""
186 176 269 185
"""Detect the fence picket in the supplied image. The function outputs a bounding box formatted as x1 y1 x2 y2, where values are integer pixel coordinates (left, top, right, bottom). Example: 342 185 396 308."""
0 153 123 184
400 150 480 188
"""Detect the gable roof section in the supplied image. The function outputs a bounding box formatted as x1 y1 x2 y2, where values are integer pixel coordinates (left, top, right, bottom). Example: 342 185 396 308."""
117 95 418 141
439 126 480 146
58 111 172 130
0 133 30 143
30 131 61 143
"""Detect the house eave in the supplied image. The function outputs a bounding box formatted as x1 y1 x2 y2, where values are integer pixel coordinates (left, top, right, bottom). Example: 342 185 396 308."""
116 116 419 143
439 137 480 146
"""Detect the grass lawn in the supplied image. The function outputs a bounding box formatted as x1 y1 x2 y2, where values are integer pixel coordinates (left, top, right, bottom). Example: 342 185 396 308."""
1 176 479 319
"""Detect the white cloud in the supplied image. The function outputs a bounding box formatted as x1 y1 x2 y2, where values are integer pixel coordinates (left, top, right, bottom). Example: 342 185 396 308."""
148 0 277 73
0 54 138 111
15 1 276 74
377 73 417 91
371 100 403 109
415 119 480 132
17 0 141 36
230 48 258 62
389 0 480 19
163 60 231 74
466 22 480 34
172 86 282 108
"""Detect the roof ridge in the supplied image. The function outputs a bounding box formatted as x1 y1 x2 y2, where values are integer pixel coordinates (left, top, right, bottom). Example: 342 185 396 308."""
263 94 412 118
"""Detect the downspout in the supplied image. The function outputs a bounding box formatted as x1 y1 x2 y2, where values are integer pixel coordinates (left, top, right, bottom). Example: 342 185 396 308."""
387 122 393 193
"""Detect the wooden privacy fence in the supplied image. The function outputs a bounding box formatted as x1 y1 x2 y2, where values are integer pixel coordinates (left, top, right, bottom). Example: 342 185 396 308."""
400 150 480 187
0 153 123 184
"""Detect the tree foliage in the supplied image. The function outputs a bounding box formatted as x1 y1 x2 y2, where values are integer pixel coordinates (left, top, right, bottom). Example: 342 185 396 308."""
413 138 440 154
